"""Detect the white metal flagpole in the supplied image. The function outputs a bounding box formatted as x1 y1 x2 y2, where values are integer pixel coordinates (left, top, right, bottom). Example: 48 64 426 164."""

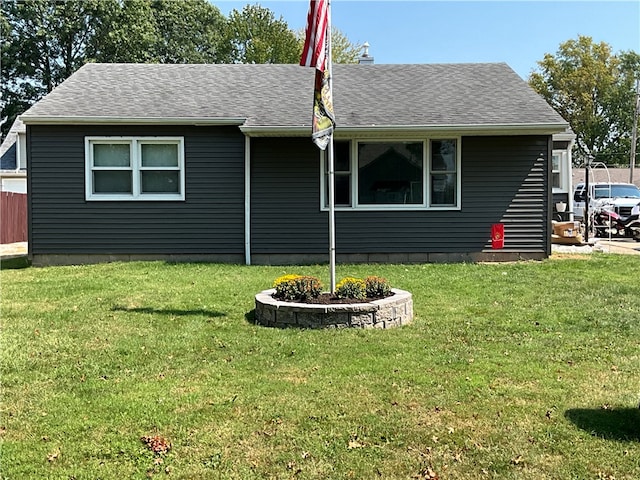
326 0 336 293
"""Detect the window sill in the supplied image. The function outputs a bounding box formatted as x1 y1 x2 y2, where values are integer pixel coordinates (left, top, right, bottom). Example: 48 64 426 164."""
320 205 461 212
86 194 185 202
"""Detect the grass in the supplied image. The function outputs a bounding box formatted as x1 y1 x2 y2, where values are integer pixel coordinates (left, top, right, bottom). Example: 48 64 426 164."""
1 255 639 479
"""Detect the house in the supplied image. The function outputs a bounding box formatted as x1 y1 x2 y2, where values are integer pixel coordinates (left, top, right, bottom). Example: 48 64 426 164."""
1 118 28 245
20 62 568 266
0 118 27 194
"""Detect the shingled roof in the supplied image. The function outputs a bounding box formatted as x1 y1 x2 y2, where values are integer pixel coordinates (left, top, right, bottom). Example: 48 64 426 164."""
20 62 567 133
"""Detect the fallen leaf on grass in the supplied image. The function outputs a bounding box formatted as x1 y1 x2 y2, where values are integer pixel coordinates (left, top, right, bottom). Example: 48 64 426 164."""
413 466 439 479
348 439 364 449
141 435 171 455
47 449 60 462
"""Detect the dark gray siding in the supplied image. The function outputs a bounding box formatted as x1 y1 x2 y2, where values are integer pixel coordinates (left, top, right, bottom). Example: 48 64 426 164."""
251 138 327 253
28 125 245 255
251 136 550 256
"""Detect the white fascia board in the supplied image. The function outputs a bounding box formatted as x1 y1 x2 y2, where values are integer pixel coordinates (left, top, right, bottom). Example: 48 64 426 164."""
241 123 569 137
0 170 27 177
20 116 246 126
240 126 309 137
553 132 577 143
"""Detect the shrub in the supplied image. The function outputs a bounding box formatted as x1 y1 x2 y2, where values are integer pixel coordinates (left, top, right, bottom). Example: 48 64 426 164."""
335 277 366 300
273 274 322 301
365 276 392 298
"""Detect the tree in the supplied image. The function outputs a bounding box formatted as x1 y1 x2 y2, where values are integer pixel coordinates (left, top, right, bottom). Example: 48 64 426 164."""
1 0 108 135
529 35 640 165
91 0 228 64
295 27 363 65
89 0 158 63
224 4 299 64
150 0 228 63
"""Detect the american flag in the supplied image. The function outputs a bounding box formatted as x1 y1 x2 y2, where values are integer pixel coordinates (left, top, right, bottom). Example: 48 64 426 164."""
300 0 334 150
300 0 329 71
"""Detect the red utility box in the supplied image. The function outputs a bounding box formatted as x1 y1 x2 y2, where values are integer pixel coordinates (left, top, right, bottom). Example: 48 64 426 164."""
491 223 504 249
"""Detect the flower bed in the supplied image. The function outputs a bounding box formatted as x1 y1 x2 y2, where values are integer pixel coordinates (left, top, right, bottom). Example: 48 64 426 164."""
254 288 413 329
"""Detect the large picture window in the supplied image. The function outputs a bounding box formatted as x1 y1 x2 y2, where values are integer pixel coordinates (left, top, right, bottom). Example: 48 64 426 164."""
322 138 460 210
86 137 185 201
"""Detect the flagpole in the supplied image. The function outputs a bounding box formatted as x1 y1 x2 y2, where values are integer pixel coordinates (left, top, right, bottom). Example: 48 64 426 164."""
326 0 336 293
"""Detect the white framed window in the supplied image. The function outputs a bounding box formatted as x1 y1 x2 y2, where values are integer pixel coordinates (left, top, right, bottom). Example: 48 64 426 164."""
552 150 567 193
321 138 460 210
85 137 185 201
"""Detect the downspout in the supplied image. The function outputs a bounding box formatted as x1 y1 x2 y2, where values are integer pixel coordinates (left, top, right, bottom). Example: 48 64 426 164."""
26 126 33 261
244 135 251 265
546 137 552 258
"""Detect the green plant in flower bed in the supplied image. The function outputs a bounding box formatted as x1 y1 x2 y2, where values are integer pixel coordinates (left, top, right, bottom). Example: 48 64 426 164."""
335 276 367 300
272 274 322 301
365 275 392 298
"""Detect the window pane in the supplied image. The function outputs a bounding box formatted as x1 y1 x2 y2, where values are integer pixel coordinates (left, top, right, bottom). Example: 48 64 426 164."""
94 171 132 193
94 144 130 167
552 172 561 189
431 140 456 171
552 154 561 172
431 173 456 205
141 171 180 193
334 141 350 172
325 173 351 206
141 143 179 167
335 174 351 205
358 142 423 205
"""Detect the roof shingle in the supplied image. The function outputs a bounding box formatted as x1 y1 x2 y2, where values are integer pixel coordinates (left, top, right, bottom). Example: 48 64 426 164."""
21 62 566 129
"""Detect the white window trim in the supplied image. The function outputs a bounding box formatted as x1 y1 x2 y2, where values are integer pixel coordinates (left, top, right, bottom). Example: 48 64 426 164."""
320 137 461 211
85 136 185 201
552 149 569 193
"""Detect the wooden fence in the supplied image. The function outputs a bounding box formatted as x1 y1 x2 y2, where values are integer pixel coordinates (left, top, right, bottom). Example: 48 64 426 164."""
1 192 27 244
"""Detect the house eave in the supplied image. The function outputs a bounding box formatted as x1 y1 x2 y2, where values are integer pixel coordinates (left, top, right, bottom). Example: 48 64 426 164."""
20 116 247 126
241 123 570 138
0 170 27 177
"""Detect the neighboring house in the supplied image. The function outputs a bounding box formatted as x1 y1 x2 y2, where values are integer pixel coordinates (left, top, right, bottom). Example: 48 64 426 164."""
0 118 28 244
20 63 568 266
0 118 27 193
572 167 640 189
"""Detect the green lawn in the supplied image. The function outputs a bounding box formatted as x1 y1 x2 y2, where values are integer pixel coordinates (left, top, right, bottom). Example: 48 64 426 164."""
1 255 639 479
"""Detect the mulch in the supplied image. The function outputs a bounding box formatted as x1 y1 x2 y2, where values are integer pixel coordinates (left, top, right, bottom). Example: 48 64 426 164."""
275 292 394 304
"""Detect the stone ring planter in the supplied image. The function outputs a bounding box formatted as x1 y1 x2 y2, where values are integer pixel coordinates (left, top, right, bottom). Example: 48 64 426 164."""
254 288 413 329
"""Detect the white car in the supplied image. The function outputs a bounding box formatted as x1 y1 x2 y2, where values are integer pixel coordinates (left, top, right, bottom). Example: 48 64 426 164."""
573 182 640 220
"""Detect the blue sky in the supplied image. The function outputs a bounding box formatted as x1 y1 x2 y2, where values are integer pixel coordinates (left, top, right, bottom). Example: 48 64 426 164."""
214 0 640 79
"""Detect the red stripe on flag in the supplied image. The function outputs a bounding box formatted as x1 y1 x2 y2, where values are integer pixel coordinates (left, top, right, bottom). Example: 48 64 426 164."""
300 0 328 71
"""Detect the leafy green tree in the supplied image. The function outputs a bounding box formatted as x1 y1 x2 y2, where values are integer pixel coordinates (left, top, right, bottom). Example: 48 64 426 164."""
295 27 362 64
601 50 640 166
224 4 299 64
1 0 108 135
529 35 640 165
92 0 228 64
89 0 158 63
150 0 228 63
